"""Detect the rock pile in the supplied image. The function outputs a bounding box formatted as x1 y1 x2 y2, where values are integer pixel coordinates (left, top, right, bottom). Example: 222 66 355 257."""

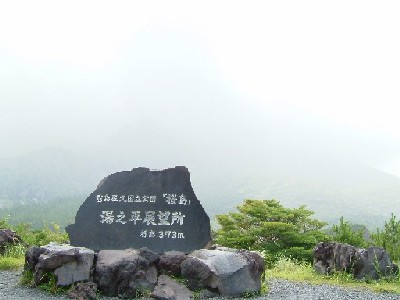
314 242 398 280
25 243 264 299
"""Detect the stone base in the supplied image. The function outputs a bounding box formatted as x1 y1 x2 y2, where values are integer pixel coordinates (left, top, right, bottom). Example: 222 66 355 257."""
25 244 265 299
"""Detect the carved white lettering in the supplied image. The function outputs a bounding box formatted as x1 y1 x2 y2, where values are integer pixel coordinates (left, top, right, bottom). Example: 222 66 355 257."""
157 211 170 225
115 211 127 224
171 212 185 225
164 193 177 205
100 211 114 224
128 211 142 225
178 194 190 205
143 211 157 225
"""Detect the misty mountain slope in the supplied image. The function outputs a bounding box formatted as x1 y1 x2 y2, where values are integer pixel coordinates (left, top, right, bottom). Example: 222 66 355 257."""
1 140 399 229
0 148 103 201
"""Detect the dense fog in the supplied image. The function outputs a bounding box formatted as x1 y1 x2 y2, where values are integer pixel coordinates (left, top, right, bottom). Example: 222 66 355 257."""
1 1 400 226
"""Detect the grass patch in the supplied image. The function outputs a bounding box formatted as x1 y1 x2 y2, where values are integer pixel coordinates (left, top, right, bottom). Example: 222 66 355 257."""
266 256 400 294
0 256 24 270
0 243 26 270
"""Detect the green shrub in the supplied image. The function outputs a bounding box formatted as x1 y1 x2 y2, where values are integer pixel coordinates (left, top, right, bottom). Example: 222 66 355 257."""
13 222 68 246
215 199 329 264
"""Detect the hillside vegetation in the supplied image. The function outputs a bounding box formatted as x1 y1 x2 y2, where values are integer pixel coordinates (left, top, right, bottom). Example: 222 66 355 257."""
0 196 84 229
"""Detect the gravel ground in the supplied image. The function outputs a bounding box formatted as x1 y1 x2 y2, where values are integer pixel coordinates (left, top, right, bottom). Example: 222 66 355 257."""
264 279 400 300
0 270 69 300
2 270 400 300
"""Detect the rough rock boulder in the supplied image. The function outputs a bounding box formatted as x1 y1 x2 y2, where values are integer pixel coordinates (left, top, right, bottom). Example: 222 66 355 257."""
314 242 398 280
67 282 97 300
25 243 94 286
151 274 193 300
157 250 187 276
353 247 399 279
181 247 264 297
313 242 357 274
94 247 159 297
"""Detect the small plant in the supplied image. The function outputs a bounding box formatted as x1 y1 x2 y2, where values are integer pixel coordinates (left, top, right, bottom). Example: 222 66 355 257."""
170 274 188 286
0 216 11 229
37 272 70 294
134 286 152 298
242 289 261 298
191 290 203 300
20 269 34 286
38 272 58 294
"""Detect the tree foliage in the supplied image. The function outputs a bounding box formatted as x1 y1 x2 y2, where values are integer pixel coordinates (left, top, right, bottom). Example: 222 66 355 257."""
371 213 400 262
330 216 367 248
215 199 329 263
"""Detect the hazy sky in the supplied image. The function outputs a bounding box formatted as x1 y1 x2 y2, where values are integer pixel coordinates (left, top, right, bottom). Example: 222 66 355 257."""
1 1 400 176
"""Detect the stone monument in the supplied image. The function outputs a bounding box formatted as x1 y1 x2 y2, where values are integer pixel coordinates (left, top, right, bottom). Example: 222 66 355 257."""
66 166 212 253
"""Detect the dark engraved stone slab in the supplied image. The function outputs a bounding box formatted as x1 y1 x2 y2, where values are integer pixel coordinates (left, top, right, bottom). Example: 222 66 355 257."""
66 166 212 253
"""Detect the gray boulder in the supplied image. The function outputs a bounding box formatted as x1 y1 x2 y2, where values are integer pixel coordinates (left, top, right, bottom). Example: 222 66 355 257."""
181 247 264 297
67 282 97 300
180 256 212 290
313 242 357 274
94 247 159 297
158 251 187 276
353 247 399 280
25 246 46 271
25 243 94 286
151 274 193 300
313 242 398 280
